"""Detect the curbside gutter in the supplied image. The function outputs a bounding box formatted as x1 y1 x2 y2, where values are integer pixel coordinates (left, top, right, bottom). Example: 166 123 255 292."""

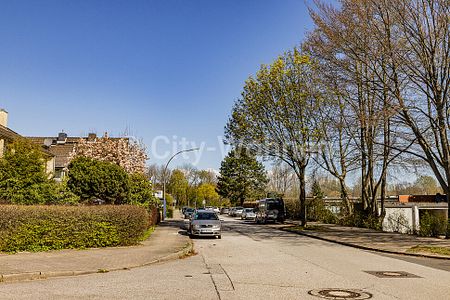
280 226 450 261
0 240 194 284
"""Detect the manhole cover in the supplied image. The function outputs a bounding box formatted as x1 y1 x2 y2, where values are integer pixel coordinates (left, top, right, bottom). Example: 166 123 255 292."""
308 289 372 299
364 271 420 278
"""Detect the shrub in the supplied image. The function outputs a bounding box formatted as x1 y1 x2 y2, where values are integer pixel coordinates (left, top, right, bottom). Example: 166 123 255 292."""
166 207 174 218
0 205 150 252
419 211 447 237
67 157 130 204
129 173 158 206
339 210 382 230
0 139 56 204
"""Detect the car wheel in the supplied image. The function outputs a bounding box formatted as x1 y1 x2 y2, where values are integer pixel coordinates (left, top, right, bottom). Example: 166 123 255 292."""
217 235 222 239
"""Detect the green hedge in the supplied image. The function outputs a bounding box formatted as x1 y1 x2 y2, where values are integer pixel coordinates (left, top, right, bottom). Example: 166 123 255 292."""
419 211 447 237
0 205 150 253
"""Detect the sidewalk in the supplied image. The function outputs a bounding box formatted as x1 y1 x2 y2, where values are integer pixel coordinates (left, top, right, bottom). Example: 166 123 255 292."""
280 222 450 259
0 214 191 283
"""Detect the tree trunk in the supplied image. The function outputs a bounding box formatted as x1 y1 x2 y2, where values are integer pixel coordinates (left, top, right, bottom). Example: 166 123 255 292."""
339 177 352 215
298 167 307 226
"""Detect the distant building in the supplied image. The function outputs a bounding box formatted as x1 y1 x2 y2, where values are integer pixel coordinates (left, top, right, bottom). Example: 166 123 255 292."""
28 133 96 180
28 133 130 180
0 108 55 175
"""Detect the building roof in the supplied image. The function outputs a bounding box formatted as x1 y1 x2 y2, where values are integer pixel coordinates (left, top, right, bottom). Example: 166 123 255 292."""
27 134 128 169
27 137 77 168
0 124 22 141
0 125 54 158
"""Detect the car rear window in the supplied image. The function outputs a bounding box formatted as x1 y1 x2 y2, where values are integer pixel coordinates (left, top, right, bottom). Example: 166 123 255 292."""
194 212 219 220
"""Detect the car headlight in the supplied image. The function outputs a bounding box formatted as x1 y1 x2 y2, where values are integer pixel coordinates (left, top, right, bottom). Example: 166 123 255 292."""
193 224 201 229
212 225 221 229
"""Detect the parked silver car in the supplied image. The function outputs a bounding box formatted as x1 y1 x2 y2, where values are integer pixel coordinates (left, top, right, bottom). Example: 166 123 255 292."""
188 210 222 239
234 207 244 217
241 208 256 220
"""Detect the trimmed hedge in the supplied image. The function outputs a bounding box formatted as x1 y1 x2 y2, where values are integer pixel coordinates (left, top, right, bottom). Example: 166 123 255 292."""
0 205 150 253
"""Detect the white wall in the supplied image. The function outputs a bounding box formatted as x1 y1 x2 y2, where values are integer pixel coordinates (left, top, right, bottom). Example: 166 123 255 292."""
383 207 414 234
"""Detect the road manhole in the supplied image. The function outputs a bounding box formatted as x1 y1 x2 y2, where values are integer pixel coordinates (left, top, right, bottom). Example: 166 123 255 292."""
308 289 372 299
364 271 420 278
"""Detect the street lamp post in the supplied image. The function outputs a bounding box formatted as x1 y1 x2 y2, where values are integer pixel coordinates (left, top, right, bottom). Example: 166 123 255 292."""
162 148 199 221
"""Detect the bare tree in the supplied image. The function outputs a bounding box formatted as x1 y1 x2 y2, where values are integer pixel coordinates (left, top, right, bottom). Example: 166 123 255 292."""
267 162 297 197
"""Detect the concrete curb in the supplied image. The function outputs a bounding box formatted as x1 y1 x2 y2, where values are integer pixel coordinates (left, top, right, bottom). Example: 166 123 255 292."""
280 226 450 261
0 240 194 284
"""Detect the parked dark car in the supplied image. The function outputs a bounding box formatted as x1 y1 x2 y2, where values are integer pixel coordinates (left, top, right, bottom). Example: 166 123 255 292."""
255 198 285 224
183 207 195 219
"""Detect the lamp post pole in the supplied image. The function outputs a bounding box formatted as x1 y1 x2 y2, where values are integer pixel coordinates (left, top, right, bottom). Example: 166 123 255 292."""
162 148 199 221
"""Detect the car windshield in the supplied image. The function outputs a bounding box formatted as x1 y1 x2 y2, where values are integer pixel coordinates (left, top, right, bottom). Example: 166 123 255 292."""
235 207 243 210
194 212 219 220
244 208 253 212
186 208 194 213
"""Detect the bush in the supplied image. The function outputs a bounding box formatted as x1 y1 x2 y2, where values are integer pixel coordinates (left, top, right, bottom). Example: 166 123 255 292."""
129 173 158 206
339 210 382 230
0 139 56 204
67 157 130 204
166 207 174 218
0 205 150 252
419 211 447 237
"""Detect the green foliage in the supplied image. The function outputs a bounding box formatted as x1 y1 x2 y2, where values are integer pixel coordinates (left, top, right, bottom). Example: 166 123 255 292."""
339 211 382 230
167 169 188 206
306 198 336 223
67 157 130 204
217 147 268 205
225 48 321 225
166 207 174 218
419 211 447 237
0 205 150 252
129 173 158 206
311 177 324 199
0 139 53 204
408 245 450 256
197 183 220 206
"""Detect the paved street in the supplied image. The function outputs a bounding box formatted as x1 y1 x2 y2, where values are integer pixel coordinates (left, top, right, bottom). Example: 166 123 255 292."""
1 216 449 300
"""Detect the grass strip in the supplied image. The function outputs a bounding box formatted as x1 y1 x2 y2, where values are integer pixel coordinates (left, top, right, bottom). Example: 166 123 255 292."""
407 245 450 256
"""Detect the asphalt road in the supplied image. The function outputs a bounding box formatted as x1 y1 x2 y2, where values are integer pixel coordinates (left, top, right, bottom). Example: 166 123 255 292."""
1 216 449 300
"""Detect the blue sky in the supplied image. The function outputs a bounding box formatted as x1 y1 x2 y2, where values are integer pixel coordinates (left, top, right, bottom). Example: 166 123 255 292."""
0 0 319 170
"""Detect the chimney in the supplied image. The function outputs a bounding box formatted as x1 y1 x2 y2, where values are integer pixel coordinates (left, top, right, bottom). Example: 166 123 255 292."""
57 131 68 144
87 133 97 141
0 108 8 127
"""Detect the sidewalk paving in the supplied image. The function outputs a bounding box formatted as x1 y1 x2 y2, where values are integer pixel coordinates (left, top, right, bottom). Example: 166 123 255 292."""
0 213 191 283
279 221 450 259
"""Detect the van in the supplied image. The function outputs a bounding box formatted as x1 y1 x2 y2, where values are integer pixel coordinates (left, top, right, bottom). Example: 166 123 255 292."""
255 198 285 224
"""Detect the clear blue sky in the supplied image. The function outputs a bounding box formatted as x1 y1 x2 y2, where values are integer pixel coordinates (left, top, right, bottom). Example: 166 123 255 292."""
0 0 321 170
